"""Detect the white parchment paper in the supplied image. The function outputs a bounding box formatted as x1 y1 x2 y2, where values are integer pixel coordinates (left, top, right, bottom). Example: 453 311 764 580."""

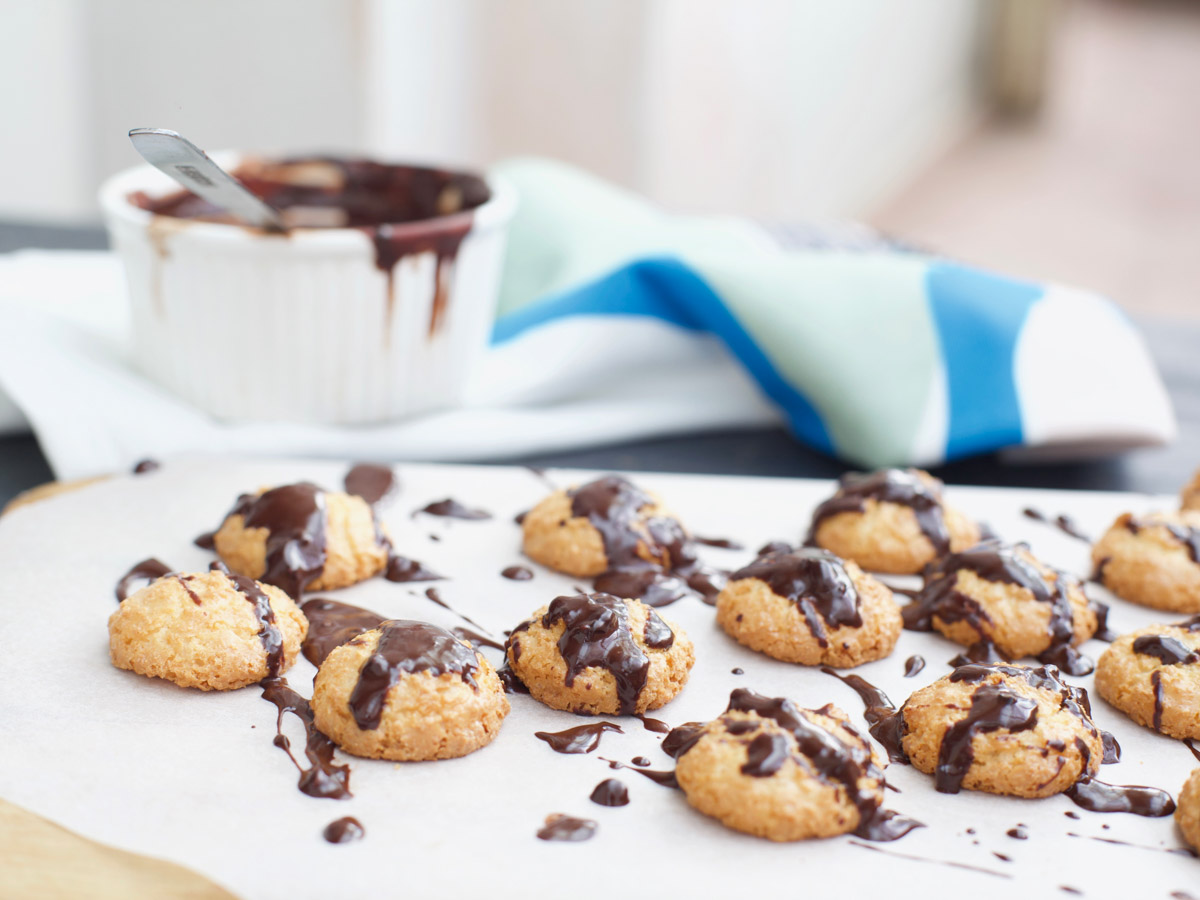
0 460 1196 899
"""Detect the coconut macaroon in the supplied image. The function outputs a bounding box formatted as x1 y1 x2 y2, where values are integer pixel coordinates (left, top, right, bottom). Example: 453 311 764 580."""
505 592 694 715
895 663 1103 798
311 620 509 761
1181 468 1200 512
209 482 389 597
1094 616 1200 739
1178 769 1200 853
664 689 918 842
903 540 1103 675
521 475 685 578
1091 511 1200 613
715 547 901 668
806 469 979 575
109 561 307 690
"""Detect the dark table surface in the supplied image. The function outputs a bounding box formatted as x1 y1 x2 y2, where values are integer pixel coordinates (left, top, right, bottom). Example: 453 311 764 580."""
2 220 1197 507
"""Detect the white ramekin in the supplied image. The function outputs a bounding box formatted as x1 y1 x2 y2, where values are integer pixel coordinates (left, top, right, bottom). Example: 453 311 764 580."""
99 154 516 424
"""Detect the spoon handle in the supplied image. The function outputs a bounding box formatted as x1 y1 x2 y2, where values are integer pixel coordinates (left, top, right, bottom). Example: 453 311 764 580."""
127 128 286 232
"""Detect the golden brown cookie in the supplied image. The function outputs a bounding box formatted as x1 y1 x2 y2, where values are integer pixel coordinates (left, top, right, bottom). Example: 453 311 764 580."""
108 562 307 690
715 547 901 667
521 475 679 577
210 482 389 596
665 689 918 842
1181 468 1200 512
1178 768 1200 853
311 620 508 761
1091 512 1200 613
904 540 1102 675
505 591 694 715
1 477 107 517
897 663 1102 798
1093 617 1200 739
807 469 979 575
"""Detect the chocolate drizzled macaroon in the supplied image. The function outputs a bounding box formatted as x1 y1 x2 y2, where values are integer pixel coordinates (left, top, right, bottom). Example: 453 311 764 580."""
208 482 390 597
1178 769 1200 853
663 689 920 842
109 561 307 690
311 619 508 761
1091 511 1200 613
1094 616 1200 739
889 663 1103 798
520 475 723 604
807 469 979 575
504 592 694 715
904 540 1103 675
716 547 902 667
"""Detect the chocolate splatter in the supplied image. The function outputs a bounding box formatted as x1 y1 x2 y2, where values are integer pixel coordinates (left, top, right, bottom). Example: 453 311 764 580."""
132 459 160 474
384 553 443 583
1065 779 1176 817
903 655 926 677
635 714 671 734
534 722 623 754
451 627 506 652
323 817 364 843
1021 508 1091 543
589 779 629 807
692 536 744 550
536 814 597 842
415 498 491 520
501 565 534 581
344 464 397 506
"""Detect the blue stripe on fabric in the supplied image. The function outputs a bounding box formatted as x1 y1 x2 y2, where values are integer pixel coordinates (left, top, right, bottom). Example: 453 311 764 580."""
926 262 1043 460
492 257 834 455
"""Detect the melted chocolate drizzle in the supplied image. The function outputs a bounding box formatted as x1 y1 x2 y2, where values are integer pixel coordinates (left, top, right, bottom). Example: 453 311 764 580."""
730 548 862 647
903 540 1099 676
1065 779 1176 817
211 561 284 677
589 779 630 807
904 655 926 677
415 498 492 520
1021 508 1091 543
519 592 674 715
348 620 480 730
536 814 597 842
668 689 922 842
300 597 386 666
343 464 397 506
809 469 951 556
451 627 506 652
1132 630 1200 731
935 682 1040 793
1124 515 1200 563
260 677 351 799
323 817 364 843
114 558 173 602
569 476 725 607
692 535 744 550
214 483 328 598
635 714 671 734
534 722 623 754
383 553 443 583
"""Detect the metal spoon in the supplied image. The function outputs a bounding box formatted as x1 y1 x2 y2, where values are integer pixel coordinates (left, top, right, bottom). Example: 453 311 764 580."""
127 128 286 231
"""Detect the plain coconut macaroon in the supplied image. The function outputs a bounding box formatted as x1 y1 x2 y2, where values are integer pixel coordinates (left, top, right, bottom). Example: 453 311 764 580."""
109 562 307 690
209 481 390 597
311 619 509 761
1091 511 1200 613
715 547 902 668
806 468 980 575
505 591 694 715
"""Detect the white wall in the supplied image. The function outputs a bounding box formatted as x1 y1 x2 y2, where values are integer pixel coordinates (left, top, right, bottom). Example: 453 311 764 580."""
0 0 988 224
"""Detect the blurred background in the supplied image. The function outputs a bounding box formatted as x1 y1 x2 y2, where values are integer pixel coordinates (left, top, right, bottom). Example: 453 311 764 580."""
2 0 1197 319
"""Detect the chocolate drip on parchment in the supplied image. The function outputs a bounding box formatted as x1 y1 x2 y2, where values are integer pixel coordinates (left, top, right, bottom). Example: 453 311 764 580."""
536 814 597 842
300 597 387 666
534 722 624 754
589 779 630 807
323 817 364 843
260 677 352 800
343 463 398 506
114 557 174 602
